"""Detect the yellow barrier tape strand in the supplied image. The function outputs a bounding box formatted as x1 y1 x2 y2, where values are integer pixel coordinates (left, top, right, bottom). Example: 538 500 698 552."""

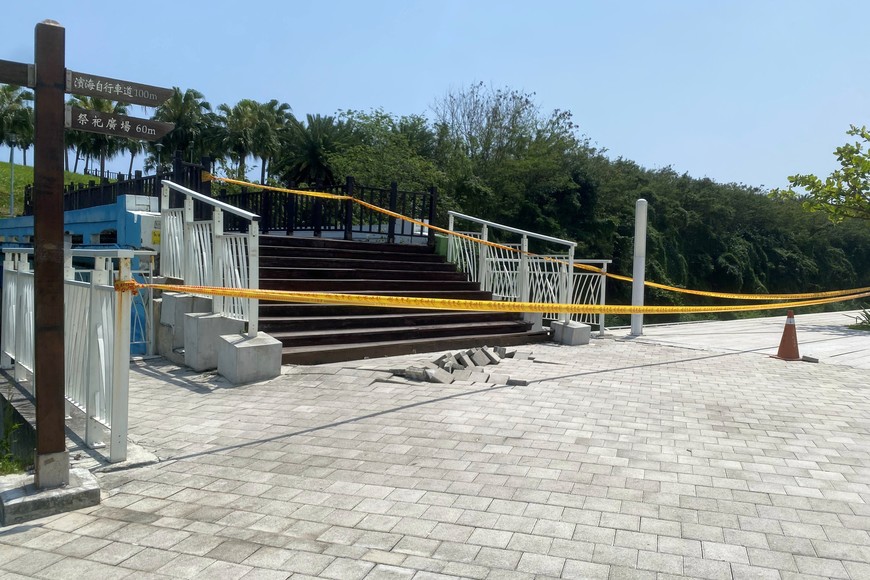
204 174 870 302
115 280 870 316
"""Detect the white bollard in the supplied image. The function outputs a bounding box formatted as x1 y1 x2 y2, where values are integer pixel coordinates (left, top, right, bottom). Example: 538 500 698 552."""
630 199 648 336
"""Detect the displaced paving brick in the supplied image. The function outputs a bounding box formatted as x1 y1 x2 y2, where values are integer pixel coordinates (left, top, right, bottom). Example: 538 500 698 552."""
506 377 529 386
481 347 501 364
424 367 454 384
458 352 476 368
470 349 491 366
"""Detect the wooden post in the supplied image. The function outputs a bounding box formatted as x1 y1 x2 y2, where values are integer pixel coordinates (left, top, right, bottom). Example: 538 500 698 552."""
33 20 69 488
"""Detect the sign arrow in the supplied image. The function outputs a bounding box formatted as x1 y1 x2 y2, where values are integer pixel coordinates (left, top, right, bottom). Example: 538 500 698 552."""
66 69 173 107
66 106 174 141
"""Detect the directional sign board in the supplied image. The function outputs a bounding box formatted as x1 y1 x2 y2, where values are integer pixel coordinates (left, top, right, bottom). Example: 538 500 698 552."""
66 106 174 141
66 69 173 108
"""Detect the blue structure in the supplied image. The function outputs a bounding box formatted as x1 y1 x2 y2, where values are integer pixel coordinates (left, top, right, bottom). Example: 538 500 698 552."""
0 194 161 354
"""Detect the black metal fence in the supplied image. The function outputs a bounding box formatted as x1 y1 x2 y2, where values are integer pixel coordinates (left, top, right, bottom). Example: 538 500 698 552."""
23 151 210 215
23 153 438 244
214 177 437 244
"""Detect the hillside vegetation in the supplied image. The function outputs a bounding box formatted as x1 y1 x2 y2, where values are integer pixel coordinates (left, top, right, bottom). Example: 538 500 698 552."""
0 161 99 216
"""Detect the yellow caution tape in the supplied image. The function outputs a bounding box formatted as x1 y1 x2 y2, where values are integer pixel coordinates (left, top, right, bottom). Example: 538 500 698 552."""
115 280 870 315
204 174 870 303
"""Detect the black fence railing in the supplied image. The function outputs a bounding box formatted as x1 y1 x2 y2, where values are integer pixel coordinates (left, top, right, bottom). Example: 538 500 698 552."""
215 177 437 244
23 151 210 215
22 154 437 244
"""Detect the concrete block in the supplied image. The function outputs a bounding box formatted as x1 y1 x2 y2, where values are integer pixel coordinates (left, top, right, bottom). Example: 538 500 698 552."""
512 351 531 360
159 292 183 326
458 352 476 368
160 293 213 348
551 320 567 343
173 296 213 349
34 451 69 488
424 367 454 384
562 321 591 346
469 349 491 367
435 354 452 369
482 348 502 365
468 371 491 383
522 312 544 332
217 332 282 385
488 373 509 384
451 354 467 369
552 320 590 346
452 369 473 381
184 314 246 372
1 468 100 526
495 346 509 358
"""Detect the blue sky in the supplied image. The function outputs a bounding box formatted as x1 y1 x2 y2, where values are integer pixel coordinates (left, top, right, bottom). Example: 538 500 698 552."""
3 0 868 190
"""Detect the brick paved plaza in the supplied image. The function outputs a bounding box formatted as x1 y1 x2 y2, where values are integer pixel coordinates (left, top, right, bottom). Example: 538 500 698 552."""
1 318 869 579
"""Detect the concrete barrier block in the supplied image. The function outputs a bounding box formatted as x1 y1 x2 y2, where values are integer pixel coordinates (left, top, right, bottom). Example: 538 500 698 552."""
522 312 544 332
561 321 591 346
184 314 246 372
217 332 282 385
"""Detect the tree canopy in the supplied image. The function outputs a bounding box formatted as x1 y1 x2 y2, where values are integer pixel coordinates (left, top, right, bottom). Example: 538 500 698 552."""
771 125 870 222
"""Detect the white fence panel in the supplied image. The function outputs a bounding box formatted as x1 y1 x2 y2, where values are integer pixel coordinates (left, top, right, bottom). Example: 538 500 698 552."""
1 249 133 462
447 211 610 334
160 181 260 337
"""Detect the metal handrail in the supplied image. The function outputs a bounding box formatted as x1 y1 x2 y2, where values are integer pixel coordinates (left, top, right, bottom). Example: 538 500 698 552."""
162 180 260 222
448 210 576 248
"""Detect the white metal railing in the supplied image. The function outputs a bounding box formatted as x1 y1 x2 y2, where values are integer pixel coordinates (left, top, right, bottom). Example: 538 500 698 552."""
160 181 260 336
447 211 610 334
1 248 136 462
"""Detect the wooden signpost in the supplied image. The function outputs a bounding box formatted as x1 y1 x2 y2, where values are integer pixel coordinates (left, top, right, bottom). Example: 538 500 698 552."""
0 20 174 488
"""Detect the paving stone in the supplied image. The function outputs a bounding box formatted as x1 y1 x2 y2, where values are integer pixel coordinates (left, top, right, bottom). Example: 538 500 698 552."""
3 321 869 580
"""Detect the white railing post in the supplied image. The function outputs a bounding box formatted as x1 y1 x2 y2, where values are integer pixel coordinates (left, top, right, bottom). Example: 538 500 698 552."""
14 258 31 386
630 199 648 336
519 235 529 303
247 223 259 337
212 208 224 315
109 257 131 463
478 224 489 290
560 246 574 322
447 214 455 264
183 195 194 284
160 183 170 276
1 252 16 369
598 263 608 336
86 259 110 449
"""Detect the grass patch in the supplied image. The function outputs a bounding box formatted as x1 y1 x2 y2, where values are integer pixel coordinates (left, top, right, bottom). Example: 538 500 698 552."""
1 389 27 475
0 161 100 216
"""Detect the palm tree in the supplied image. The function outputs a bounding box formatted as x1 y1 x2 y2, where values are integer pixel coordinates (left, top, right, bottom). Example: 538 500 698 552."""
152 88 215 163
273 114 353 186
217 99 260 178
66 95 128 178
251 99 292 184
0 84 34 164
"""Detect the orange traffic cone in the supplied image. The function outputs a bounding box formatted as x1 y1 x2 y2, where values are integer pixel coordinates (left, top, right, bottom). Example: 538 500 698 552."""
772 310 801 361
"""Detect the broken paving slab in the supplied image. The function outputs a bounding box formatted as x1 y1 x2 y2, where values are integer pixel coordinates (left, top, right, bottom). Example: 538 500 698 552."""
469 349 492 367
424 367 454 384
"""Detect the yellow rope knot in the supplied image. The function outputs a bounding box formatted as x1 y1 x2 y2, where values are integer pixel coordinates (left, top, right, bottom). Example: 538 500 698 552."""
114 279 140 295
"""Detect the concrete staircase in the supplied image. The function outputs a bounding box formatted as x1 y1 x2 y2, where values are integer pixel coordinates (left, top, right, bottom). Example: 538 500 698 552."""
258 236 549 364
